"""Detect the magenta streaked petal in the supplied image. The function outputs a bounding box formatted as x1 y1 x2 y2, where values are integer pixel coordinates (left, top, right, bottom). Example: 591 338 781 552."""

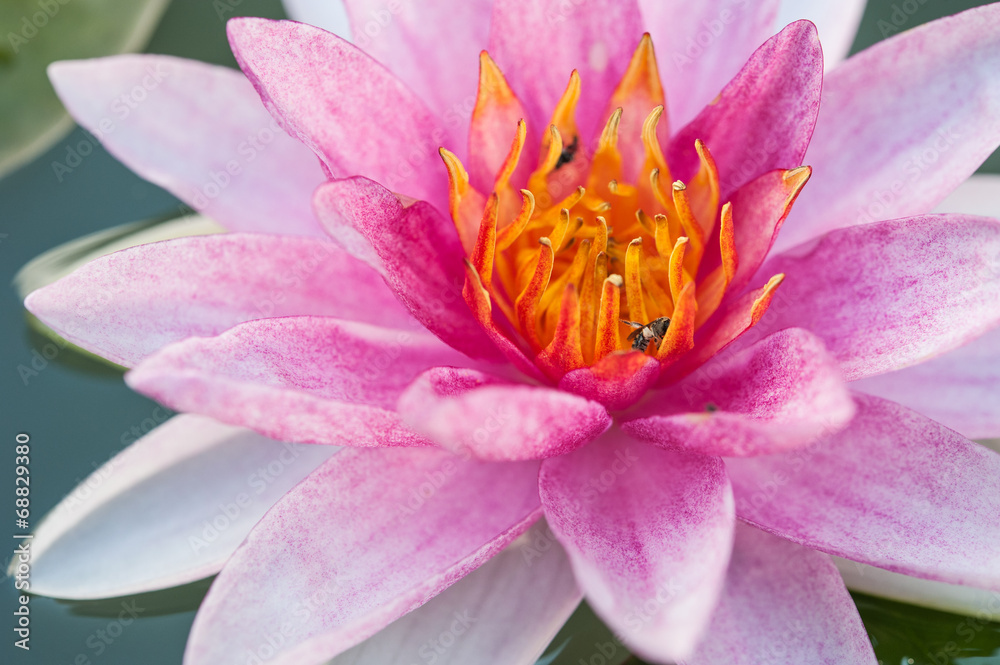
558 353 661 411
487 0 644 142
226 17 450 212
125 316 470 446
853 325 1000 439
686 524 876 665
639 0 780 130
342 0 493 148
26 415 335 600
777 4 1000 251
668 20 822 198
539 433 735 662
755 214 1000 381
727 393 1000 592
399 367 611 461
24 234 410 368
775 0 866 68
332 520 581 665
623 329 855 457
184 447 542 665
48 56 328 237
314 177 504 360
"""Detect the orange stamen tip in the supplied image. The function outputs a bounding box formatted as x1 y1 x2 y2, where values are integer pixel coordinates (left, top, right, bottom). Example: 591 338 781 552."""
642 106 665 138
614 33 664 108
539 237 553 248
439 148 470 202
439 147 466 177
784 165 812 187
549 70 582 141
477 51 516 103
494 119 528 190
751 273 785 324
607 274 624 287
672 180 686 191
599 108 623 148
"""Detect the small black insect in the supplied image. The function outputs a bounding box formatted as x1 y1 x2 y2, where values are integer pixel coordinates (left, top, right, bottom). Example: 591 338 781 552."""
621 317 672 353
554 136 579 170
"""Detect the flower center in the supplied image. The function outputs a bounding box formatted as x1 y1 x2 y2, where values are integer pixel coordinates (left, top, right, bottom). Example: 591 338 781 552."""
440 35 806 382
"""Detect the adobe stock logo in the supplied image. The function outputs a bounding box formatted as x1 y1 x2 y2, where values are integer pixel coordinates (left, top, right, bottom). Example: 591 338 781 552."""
6 0 72 54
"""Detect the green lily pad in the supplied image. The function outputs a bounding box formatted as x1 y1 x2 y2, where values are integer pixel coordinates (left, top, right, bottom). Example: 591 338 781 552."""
0 0 171 179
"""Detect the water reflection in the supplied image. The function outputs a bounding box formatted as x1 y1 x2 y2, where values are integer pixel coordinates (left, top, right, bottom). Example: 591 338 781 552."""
57 577 213 619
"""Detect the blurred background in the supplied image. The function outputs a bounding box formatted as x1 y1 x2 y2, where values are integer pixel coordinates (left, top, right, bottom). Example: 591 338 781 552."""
2 0 1000 663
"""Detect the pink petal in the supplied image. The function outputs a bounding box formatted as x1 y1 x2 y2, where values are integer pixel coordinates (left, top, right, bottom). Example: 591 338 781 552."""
48 56 327 237
775 0 865 68
126 316 468 446
226 18 451 212
314 176 504 360
342 0 493 147
539 433 735 662
852 325 1000 439
332 520 581 665
24 234 411 368
184 447 542 665
667 20 822 198
754 214 1000 381
777 4 1000 251
398 367 611 461
724 167 810 297
27 415 334 599
685 524 876 665
623 328 855 457
487 0 644 142
727 392 1000 592
558 352 661 412
639 0 780 130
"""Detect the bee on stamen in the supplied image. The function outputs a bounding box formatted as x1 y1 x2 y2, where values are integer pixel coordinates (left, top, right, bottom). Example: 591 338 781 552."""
554 136 579 170
620 317 671 353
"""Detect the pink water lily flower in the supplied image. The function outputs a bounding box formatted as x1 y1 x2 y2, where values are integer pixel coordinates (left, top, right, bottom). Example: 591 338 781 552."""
22 1 1000 664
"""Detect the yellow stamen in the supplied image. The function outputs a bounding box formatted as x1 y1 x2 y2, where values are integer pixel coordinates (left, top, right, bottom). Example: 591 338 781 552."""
537 284 586 375
516 238 554 350
668 236 690 305
440 148 484 253
497 189 535 251
442 34 810 378
595 274 624 360
624 238 648 324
